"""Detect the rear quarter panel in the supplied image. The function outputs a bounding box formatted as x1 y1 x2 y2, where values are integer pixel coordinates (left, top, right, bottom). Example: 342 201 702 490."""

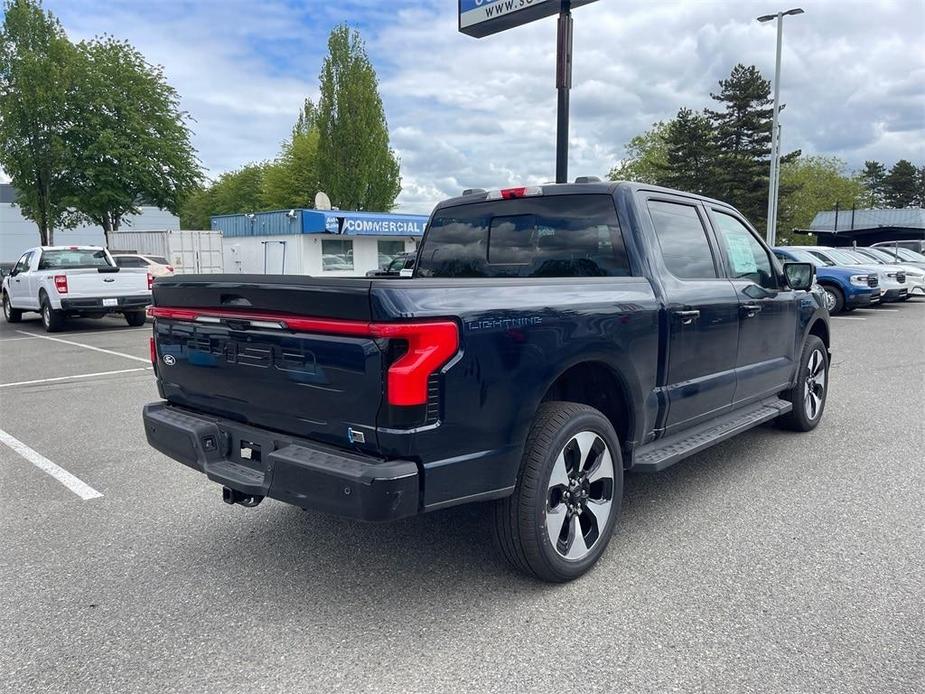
370 277 660 508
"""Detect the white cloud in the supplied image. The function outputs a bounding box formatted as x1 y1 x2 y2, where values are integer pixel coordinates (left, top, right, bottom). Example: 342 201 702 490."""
32 0 925 215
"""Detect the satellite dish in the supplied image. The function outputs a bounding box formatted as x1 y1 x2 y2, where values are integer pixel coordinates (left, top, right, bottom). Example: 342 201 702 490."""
315 191 332 210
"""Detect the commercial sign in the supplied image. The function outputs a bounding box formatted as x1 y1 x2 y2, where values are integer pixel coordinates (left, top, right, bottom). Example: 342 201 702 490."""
459 0 597 38
321 212 427 237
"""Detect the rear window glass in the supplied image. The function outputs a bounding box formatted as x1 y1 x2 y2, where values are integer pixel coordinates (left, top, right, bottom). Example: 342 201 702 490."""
38 249 112 270
416 195 631 278
149 256 169 265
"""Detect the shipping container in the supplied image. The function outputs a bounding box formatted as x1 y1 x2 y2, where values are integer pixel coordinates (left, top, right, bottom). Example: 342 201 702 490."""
109 230 224 274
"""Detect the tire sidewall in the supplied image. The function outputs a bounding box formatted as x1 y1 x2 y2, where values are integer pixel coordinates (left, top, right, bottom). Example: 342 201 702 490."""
528 408 623 581
822 285 843 314
2 292 9 321
792 336 828 430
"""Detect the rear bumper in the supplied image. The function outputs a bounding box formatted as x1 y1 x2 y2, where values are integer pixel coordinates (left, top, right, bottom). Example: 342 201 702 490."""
61 295 151 311
142 402 419 521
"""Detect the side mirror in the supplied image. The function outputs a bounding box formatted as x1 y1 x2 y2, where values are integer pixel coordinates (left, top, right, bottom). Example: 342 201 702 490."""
784 262 814 291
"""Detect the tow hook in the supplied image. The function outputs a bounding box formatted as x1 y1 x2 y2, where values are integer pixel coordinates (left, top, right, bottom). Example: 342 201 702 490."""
222 486 264 508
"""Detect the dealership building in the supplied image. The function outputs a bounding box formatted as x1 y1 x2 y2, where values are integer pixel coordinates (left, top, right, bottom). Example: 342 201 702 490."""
211 208 429 276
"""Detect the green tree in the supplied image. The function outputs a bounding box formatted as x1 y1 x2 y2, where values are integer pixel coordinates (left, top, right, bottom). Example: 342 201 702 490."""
64 36 201 245
179 163 268 229
656 108 717 196
775 155 863 245
0 0 79 244
315 25 400 211
706 64 773 228
915 165 925 207
608 120 670 184
857 160 887 208
261 99 320 209
883 159 919 208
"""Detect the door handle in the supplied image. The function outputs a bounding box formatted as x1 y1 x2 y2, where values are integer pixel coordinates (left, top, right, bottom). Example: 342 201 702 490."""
674 309 700 325
741 302 762 318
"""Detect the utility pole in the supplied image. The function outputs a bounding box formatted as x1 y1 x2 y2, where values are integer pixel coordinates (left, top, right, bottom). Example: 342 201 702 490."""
758 8 804 245
555 1 573 184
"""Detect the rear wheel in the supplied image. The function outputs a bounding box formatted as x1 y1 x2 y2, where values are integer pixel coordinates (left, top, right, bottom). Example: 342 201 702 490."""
2 292 22 323
493 402 623 582
124 310 146 327
821 285 844 314
40 294 65 332
780 335 828 432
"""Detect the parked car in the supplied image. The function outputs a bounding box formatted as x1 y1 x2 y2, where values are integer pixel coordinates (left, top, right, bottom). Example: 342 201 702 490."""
773 247 880 313
851 247 925 297
2 246 152 331
872 239 925 254
112 253 175 277
872 245 925 269
802 246 908 303
143 182 828 582
365 252 415 277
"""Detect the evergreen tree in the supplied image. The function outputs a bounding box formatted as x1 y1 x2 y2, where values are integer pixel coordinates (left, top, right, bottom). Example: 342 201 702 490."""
656 108 717 196
706 64 773 228
857 160 887 207
315 24 400 211
915 165 925 208
884 159 919 208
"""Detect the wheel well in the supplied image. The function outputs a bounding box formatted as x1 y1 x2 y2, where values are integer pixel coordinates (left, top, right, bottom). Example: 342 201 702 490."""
541 361 632 455
809 318 829 349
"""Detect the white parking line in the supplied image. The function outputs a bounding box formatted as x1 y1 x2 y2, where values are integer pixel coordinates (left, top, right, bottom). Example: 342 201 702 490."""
832 316 866 321
0 336 41 342
0 367 151 389
14 327 149 338
0 428 103 500
16 331 150 363
874 309 899 312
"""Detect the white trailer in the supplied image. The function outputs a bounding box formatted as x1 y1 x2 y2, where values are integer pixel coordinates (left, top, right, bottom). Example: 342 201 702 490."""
108 230 224 274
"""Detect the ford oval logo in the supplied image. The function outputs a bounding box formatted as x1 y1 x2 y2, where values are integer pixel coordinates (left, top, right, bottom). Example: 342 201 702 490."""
162 354 176 366
103 277 115 282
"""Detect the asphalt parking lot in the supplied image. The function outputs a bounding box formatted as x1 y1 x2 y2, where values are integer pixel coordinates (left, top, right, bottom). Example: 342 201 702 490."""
1 303 923 694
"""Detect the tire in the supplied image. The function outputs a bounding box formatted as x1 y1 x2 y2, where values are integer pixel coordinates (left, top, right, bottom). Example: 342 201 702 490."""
821 285 844 314
493 402 623 582
40 294 65 332
2 292 23 323
124 310 146 327
779 335 828 432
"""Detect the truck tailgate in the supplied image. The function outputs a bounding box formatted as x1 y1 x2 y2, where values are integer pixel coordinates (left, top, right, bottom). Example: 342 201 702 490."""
151 276 384 452
62 268 149 296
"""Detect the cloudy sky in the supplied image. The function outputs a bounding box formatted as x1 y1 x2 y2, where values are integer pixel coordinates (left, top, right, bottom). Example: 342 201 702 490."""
33 0 925 213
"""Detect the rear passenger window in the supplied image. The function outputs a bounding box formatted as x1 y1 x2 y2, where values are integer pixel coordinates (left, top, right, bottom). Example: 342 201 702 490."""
647 200 717 279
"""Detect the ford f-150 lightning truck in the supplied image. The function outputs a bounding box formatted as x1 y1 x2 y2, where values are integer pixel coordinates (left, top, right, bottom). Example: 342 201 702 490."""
142 182 830 582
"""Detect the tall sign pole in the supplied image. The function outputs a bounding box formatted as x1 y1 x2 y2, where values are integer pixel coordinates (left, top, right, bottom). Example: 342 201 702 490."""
459 0 597 184
555 2 573 183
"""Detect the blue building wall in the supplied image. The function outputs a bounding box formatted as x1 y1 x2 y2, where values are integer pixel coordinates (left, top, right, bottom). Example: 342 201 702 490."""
212 209 429 238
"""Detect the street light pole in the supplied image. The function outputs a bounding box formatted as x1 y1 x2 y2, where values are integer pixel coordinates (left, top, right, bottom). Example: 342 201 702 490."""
758 7 803 246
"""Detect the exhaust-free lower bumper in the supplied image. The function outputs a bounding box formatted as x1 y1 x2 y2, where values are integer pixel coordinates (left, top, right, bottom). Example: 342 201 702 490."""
142 402 419 521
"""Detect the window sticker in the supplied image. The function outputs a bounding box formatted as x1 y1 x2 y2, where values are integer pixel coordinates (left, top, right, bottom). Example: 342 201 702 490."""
725 231 758 274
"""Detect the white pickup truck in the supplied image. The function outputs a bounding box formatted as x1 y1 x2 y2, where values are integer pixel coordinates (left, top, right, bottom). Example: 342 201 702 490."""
2 246 152 332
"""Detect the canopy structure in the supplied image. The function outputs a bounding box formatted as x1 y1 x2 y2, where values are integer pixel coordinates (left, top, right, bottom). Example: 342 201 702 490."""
793 208 924 247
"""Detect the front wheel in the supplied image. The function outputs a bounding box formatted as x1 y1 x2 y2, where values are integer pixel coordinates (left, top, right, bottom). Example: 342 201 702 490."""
779 335 828 432
124 310 146 327
2 292 23 323
821 285 844 314
493 402 623 582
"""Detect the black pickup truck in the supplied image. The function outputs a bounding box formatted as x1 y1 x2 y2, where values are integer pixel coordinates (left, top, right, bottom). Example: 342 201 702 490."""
143 181 829 582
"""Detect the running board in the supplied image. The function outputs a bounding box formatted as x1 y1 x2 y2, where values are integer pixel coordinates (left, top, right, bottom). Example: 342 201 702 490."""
632 397 792 473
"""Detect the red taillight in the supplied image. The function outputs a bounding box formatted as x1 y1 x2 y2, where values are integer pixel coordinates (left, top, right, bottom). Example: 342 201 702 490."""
147 273 154 290
371 321 459 406
149 336 157 366
54 275 68 294
487 186 543 200
146 307 460 406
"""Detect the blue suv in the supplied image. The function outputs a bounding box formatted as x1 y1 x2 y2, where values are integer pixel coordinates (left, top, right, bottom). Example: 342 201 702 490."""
774 247 879 314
